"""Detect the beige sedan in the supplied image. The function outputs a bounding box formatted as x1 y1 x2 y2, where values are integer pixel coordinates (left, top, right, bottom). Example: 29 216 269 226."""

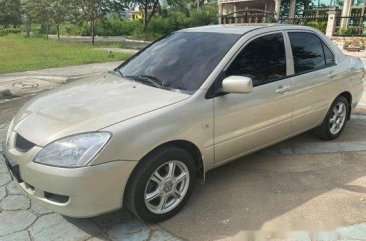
2 24 364 222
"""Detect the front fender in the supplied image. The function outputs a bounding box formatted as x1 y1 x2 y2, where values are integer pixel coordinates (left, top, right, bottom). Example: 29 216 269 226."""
92 96 215 173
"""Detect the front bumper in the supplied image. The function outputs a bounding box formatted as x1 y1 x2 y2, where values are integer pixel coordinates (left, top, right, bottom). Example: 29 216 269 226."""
2 145 137 218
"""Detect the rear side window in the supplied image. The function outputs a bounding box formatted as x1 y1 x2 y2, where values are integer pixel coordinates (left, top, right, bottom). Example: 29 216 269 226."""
226 33 286 87
288 32 335 74
322 42 335 65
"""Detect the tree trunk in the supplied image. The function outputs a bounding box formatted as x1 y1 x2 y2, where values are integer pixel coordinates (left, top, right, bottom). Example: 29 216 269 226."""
46 25 49 39
24 14 31 37
25 23 31 37
91 19 96 45
144 1 158 33
143 5 148 32
56 24 60 41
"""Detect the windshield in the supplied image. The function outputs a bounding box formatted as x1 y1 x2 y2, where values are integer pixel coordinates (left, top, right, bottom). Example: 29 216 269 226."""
116 32 240 94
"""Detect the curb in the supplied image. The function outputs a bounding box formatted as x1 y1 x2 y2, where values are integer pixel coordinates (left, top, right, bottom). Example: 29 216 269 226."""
0 89 15 99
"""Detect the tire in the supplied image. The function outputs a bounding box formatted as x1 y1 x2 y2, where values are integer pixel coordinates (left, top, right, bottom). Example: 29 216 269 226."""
314 96 349 140
124 146 196 223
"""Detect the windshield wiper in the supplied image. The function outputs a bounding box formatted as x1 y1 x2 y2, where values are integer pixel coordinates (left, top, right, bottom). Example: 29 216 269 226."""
109 68 123 78
124 75 165 88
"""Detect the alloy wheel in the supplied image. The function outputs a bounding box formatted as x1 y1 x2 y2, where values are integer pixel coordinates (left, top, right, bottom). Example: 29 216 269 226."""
329 102 347 135
144 160 190 214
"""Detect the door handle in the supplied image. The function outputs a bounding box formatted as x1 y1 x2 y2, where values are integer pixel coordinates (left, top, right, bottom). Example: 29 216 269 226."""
276 85 291 94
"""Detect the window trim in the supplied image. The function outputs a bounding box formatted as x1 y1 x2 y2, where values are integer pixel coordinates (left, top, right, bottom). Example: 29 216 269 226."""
322 41 336 66
205 31 291 98
285 30 337 78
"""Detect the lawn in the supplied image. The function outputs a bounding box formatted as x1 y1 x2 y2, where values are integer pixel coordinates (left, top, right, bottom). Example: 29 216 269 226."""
0 35 133 74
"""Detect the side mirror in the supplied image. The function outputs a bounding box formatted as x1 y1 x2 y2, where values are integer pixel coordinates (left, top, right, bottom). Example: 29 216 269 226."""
221 76 253 94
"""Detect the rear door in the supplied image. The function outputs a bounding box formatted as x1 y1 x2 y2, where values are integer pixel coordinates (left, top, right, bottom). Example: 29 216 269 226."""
286 31 339 133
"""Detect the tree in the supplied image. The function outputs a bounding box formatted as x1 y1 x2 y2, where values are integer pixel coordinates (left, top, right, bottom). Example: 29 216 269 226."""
28 0 53 37
1 0 35 37
78 0 125 44
0 0 21 27
27 0 75 39
125 0 160 32
50 0 75 40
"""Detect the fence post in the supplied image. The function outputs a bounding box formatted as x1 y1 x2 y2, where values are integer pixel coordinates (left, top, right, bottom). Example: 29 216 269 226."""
219 3 223 24
326 10 337 37
275 0 282 20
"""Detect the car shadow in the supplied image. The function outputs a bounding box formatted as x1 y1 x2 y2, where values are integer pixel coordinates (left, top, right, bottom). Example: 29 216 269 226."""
158 118 366 240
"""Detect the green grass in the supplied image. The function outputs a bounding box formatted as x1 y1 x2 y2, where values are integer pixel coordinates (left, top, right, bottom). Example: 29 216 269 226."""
0 35 133 74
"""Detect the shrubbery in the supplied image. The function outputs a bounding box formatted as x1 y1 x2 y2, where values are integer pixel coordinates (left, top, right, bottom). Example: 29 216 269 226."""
57 8 218 40
335 27 364 36
304 21 327 33
0 5 219 41
0 27 21 36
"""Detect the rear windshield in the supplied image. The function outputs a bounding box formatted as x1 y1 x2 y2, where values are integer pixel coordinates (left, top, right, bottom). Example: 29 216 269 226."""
117 32 241 94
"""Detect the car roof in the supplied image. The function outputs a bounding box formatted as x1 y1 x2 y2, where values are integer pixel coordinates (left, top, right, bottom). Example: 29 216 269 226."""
179 24 314 35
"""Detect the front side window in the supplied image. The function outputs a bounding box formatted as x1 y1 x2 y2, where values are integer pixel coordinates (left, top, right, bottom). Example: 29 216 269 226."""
288 32 334 74
225 33 287 87
117 32 240 94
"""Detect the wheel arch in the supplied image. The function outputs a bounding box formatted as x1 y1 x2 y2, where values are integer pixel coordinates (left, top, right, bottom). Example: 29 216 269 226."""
338 91 352 120
146 140 205 182
124 140 205 203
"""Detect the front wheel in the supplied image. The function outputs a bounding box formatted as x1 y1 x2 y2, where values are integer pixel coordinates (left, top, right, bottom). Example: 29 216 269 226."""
124 147 196 223
314 96 349 140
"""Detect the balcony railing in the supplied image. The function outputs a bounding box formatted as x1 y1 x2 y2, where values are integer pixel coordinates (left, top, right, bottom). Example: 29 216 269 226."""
219 0 252 3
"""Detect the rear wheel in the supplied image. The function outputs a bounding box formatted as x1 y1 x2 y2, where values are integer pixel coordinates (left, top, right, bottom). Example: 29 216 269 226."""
314 96 349 140
124 146 196 223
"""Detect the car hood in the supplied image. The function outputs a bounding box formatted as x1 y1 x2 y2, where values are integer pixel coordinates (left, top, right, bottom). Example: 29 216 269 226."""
12 73 189 146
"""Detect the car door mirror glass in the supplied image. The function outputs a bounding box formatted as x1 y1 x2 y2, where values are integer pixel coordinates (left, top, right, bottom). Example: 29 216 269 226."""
221 76 253 94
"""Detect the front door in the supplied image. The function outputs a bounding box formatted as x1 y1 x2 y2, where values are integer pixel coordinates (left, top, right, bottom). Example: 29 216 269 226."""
213 32 294 163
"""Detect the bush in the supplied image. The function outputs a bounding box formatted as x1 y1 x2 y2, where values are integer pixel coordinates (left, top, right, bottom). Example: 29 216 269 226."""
189 10 218 27
0 27 21 36
62 22 90 36
142 9 218 40
9 6 219 40
97 17 144 36
335 28 359 36
304 21 327 33
148 11 190 36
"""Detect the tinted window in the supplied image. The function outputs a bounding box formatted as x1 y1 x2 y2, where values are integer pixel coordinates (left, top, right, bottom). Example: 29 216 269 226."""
322 42 335 65
118 32 240 94
226 33 286 87
288 32 326 73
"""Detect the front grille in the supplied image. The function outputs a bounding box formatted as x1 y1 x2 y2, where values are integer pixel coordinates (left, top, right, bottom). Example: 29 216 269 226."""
15 134 35 152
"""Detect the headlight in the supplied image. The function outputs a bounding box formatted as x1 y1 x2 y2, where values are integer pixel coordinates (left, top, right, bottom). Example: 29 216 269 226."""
34 132 111 167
